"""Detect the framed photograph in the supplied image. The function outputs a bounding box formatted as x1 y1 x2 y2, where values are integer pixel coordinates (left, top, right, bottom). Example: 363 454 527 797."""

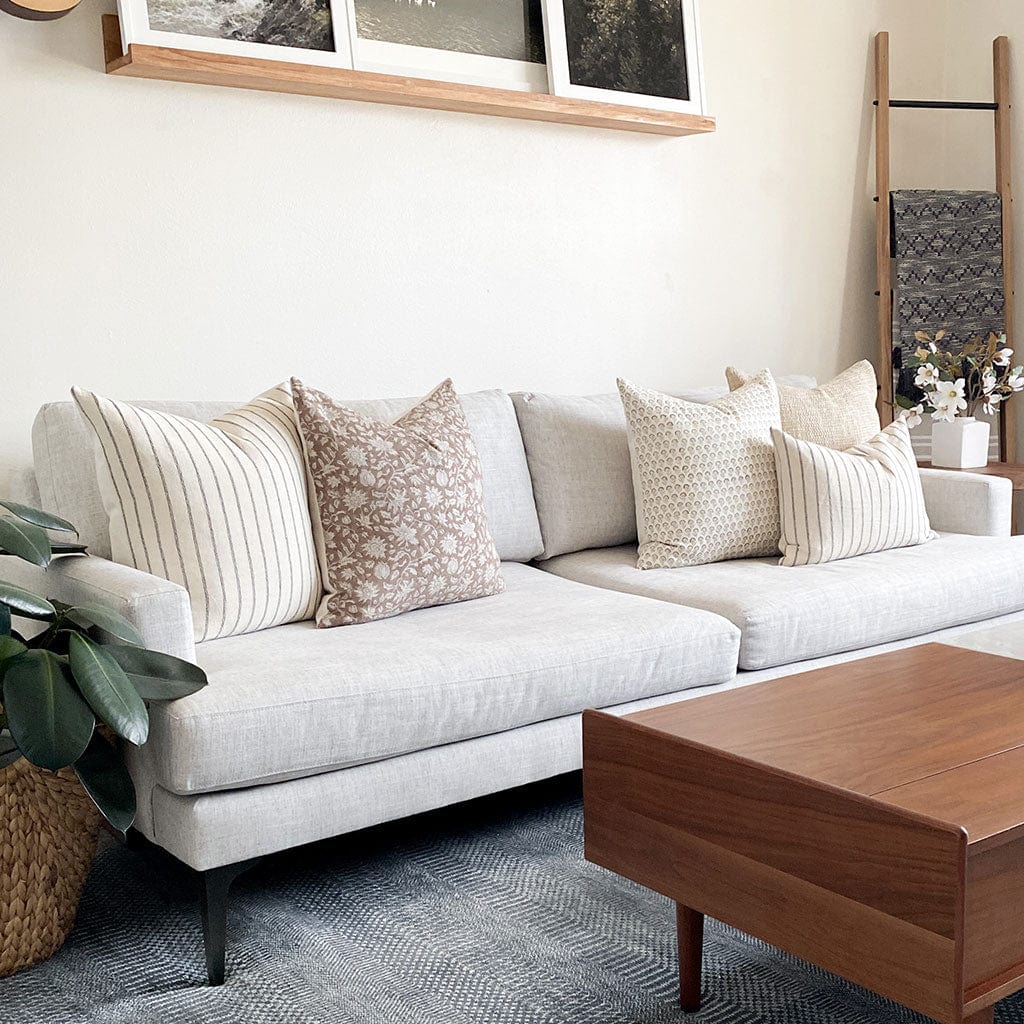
117 0 353 69
347 0 547 92
540 0 705 114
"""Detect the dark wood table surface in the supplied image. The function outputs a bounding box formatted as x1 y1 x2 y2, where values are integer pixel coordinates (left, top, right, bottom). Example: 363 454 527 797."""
583 643 1024 1024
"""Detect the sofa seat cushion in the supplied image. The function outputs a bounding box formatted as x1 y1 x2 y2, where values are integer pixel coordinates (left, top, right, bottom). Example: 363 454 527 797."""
147 562 739 795
541 534 1024 670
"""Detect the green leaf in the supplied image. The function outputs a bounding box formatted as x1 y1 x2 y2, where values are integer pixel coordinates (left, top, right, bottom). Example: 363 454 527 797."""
0 518 51 568
68 634 149 745
64 604 142 646
0 500 76 535
0 635 27 671
73 733 136 834
104 645 208 701
0 582 56 621
2 650 95 771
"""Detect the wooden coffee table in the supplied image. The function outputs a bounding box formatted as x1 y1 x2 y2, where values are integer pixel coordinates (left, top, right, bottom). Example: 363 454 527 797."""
583 643 1024 1024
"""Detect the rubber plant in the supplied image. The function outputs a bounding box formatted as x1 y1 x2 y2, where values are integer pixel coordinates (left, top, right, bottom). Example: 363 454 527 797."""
0 499 207 834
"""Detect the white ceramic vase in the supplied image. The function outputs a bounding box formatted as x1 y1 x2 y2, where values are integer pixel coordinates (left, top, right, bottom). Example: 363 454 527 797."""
930 416 990 469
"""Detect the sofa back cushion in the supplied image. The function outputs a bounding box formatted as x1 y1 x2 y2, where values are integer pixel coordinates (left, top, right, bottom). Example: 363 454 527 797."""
513 379 815 560
34 389 542 565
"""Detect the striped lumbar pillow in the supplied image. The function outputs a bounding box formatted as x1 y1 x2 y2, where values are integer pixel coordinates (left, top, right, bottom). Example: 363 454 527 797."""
772 418 935 567
72 384 320 642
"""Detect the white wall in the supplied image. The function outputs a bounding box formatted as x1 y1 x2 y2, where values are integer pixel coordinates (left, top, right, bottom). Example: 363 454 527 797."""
914 0 1024 456
1 0 943 492
939 2 1024 459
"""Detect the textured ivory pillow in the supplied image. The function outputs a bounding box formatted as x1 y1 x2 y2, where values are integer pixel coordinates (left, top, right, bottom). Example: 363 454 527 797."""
772 418 935 567
617 371 782 569
72 384 320 642
726 360 880 450
291 378 504 627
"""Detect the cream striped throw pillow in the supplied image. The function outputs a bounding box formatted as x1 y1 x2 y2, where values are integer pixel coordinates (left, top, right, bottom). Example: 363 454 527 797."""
772 418 935 567
73 384 320 642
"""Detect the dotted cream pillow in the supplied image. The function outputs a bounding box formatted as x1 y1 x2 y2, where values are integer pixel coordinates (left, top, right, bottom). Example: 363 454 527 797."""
617 372 782 569
726 360 880 450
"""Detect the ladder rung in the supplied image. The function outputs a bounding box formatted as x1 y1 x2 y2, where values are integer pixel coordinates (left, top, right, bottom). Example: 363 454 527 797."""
874 99 998 111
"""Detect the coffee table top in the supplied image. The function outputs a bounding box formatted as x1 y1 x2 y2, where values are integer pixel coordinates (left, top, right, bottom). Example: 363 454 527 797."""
626 643 1024 851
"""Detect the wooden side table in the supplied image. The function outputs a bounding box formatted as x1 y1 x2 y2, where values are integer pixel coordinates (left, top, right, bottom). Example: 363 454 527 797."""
918 461 1024 535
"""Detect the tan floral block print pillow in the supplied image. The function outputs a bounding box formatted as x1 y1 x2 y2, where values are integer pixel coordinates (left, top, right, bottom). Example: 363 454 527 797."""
291 378 504 627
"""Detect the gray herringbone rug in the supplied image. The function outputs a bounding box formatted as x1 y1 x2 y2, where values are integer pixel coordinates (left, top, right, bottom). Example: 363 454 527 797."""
0 775 1018 1024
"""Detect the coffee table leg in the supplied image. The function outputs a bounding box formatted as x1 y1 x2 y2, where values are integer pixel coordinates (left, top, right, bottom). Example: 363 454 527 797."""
965 1008 994 1024
676 904 704 1011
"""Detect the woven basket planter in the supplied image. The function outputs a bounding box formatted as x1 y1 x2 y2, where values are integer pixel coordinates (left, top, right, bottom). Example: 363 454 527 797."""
0 757 100 977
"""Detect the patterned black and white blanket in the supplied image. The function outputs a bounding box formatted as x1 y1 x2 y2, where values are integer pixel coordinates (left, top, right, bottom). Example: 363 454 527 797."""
891 189 1005 403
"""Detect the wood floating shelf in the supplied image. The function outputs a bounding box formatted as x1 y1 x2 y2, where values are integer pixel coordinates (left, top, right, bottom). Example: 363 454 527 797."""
101 15 716 138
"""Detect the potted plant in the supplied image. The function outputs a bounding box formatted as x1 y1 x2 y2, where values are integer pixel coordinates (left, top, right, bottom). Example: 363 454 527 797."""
899 330 1024 468
0 499 207 977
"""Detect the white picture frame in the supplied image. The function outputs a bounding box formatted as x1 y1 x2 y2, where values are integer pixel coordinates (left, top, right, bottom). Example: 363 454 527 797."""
540 0 706 114
346 0 547 92
116 0 353 69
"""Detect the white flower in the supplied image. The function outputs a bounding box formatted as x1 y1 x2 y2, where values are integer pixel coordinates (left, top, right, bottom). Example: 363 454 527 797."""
984 392 1003 415
994 347 1014 367
982 369 998 393
343 446 367 467
363 537 386 559
914 363 941 389
423 486 442 508
366 436 395 454
901 404 924 429
393 523 417 545
342 489 369 511
930 379 967 421
1009 366 1024 392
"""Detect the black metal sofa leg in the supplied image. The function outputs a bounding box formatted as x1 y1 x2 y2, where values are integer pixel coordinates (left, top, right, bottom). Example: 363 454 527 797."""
199 858 262 986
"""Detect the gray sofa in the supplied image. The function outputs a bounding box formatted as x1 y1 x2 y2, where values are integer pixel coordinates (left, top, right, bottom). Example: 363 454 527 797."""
8 384 1024 983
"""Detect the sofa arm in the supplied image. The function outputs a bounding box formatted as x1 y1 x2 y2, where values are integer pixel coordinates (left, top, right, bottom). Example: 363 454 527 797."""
918 468 1012 537
1 555 195 660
